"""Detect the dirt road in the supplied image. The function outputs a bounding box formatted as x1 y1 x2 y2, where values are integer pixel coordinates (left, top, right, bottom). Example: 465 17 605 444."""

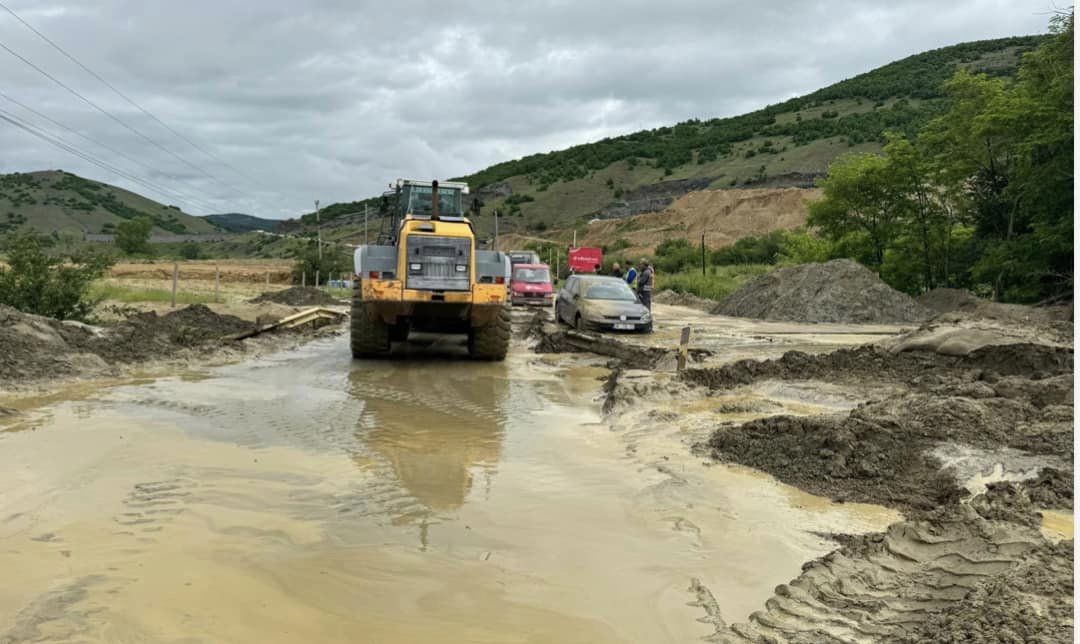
0 326 903 643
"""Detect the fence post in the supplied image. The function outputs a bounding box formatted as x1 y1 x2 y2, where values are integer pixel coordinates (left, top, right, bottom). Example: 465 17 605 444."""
171 262 178 308
214 266 220 303
315 270 320 287
302 271 306 287
265 270 270 287
677 326 691 372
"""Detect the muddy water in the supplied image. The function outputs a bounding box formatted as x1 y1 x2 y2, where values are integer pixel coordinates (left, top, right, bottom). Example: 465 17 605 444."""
1 336 898 643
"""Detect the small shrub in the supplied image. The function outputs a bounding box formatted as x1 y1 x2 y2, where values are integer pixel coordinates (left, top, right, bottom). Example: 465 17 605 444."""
0 232 114 320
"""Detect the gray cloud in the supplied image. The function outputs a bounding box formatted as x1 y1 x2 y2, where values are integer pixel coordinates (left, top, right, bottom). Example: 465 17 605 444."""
0 0 1052 217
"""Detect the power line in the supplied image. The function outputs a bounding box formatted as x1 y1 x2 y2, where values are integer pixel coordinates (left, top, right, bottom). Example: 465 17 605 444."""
0 0 267 190
0 38 246 201
0 90 218 211
0 106 218 214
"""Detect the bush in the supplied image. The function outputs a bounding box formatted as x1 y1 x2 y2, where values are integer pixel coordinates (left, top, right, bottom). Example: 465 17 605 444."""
291 243 351 286
178 241 203 260
660 265 773 302
0 232 114 320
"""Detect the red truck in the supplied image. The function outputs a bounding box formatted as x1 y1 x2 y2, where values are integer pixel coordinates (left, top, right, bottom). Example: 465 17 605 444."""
509 263 554 306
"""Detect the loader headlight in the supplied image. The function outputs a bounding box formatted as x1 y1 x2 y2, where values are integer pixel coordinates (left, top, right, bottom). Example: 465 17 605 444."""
455 264 467 272
409 263 422 272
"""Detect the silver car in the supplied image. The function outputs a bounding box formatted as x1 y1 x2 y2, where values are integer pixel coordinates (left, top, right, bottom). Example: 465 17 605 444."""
555 274 653 333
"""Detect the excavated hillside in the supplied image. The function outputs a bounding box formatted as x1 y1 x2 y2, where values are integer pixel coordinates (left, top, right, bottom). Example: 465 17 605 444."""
505 187 818 257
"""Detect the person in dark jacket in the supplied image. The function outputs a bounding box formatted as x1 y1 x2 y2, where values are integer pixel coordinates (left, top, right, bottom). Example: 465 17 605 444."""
611 262 624 279
636 259 653 310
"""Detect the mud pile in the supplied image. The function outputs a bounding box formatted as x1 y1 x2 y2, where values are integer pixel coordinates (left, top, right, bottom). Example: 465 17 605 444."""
0 304 263 385
703 385 1071 511
93 305 254 363
652 289 722 314
251 286 340 306
717 259 932 323
918 287 980 313
715 485 1072 642
682 343 1073 391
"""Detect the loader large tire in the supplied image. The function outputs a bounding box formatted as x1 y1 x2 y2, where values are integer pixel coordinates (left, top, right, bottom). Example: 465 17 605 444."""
468 306 511 361
350 298 390 358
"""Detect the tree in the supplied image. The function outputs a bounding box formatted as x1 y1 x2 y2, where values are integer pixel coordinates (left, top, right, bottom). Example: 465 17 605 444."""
115 217 153 255
807 152 899 267
292 243 350 286
0 232 113 320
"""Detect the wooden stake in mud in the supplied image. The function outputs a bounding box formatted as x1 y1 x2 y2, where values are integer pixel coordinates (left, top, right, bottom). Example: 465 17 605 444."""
214 266 220 303
677 326 692 371
265 270 270 287
171 262 178 308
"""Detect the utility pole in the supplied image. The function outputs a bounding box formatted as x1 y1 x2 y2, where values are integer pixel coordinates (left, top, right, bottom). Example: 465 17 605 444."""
494 209 499 250
364 204 368 244
315 199 322 260
701 232 706 276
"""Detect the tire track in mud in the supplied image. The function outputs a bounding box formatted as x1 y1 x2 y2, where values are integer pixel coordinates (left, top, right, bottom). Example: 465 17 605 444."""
713 488 1069 643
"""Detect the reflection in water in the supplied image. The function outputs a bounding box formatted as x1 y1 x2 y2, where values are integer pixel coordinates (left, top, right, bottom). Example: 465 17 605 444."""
347 361 508 525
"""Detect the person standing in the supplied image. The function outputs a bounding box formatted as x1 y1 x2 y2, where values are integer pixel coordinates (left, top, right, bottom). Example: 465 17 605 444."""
611 262 624 279
636 259 653 310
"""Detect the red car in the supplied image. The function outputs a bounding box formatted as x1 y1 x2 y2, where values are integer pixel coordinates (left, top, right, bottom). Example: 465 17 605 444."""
510 263 554 306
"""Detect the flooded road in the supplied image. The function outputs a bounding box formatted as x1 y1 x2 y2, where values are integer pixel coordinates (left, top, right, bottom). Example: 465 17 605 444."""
1 334 899 643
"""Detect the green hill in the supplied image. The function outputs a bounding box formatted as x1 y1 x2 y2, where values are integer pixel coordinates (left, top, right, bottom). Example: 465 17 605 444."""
0 170 221 237
292 34 1043 240
203 212 280 233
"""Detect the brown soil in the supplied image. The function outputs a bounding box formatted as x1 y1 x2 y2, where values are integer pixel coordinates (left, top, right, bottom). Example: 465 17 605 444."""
0 303 343 388
715 485 1073 642
681 343 1074 391
251 286 341 306
701 386 1071 512
578 187 817 256
110 260 292 283
717 259 932 324
652 289 722 314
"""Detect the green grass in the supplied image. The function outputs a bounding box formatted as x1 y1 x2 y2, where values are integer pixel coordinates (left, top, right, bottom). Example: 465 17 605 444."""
90 282 216 305
321 286 351 299
658 264 772 302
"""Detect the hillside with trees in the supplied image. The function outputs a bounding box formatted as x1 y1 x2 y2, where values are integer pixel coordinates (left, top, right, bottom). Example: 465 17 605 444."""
292 35 1042 234
0 170 221 238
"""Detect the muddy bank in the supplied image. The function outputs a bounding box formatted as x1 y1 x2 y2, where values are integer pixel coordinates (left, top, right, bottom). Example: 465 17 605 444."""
714 485 1072 642
701 383 1072 511
0 303 343 390
682 342 1073 391
536 327 710 370
251 286 341 306
652 289 722 314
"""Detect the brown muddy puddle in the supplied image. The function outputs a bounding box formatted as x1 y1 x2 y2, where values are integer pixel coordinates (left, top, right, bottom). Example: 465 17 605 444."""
0 335 898 643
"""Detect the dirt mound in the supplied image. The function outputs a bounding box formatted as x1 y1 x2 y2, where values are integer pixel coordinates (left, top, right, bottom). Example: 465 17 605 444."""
716 259 932 323
94 305 254 363
716 486 1071 642
0 305 106 383
251 287 340 306
918 287 980 313
682 343 1074 392
702 387 1071 511
652 289 722 313
0 304 259 385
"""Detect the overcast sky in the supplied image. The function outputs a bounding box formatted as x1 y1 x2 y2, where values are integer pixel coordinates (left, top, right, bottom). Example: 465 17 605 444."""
0 1 1052 219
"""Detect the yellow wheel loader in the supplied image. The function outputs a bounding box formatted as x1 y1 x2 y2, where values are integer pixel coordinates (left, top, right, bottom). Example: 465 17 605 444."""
351 179 511 360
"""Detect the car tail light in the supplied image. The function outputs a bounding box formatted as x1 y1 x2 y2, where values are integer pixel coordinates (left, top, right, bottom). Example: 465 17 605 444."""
368 271 379 279
495 276 505 284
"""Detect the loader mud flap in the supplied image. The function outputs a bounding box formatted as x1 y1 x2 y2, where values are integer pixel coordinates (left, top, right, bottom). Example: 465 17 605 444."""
468 306 511 361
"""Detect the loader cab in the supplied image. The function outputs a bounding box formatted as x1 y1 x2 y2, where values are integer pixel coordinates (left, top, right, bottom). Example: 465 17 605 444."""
397 179 468 220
